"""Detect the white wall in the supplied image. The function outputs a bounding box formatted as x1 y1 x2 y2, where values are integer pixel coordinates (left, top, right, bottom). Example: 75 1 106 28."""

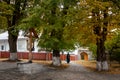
0 31 40 52
17 39 28 52
33 40 40 52
0 39 29 52
0 38 40 52
0 40 9 51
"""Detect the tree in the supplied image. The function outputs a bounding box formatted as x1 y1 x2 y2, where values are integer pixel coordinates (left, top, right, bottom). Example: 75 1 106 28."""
72 0 120 71
37 0 78 66
19 0 78 66
18 0 120 69
1 0 28 61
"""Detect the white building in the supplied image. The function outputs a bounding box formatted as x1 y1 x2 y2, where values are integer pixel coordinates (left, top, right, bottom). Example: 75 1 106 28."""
0 31 39 52
68 47 93 60
77 47 93 60
0 31 93 60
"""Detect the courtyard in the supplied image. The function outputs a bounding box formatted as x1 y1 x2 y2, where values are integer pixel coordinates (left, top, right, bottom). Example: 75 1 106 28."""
0 59 120 80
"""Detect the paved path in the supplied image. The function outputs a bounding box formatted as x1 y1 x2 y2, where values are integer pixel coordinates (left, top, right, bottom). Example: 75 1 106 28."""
0 62 120 80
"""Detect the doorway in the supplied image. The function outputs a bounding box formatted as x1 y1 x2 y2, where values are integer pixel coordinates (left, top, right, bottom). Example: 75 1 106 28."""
80 52 88 60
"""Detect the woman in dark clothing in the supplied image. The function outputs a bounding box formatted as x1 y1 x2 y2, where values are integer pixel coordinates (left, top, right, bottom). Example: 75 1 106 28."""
66 53 70 63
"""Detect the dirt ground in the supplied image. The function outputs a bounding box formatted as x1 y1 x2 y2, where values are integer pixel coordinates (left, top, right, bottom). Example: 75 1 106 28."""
0 59 120 80
29 59 120 74
0 58 120 74
75 60 120 74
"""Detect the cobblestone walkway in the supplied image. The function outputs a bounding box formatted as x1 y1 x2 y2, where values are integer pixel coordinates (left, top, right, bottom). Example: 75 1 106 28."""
0 62 120 80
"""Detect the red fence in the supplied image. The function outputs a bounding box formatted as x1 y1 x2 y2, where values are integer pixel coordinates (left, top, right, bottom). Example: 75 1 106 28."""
0 51 77 61
0 51 10 58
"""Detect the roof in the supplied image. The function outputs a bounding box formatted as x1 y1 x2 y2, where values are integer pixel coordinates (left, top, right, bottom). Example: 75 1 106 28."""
0 31 27 40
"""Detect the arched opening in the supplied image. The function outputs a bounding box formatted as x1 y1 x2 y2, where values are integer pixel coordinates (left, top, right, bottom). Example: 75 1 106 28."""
80 52 88 61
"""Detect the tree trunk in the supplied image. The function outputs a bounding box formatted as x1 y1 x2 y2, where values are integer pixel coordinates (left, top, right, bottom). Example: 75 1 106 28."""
7 14 18 61
92 7 109 71
96 38 108 71
8 31 18 60
52 49 61 66
28 30 33 63
7 0 21 61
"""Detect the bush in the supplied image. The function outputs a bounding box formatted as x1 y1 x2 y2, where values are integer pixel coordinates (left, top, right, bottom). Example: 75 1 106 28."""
110 49 120 64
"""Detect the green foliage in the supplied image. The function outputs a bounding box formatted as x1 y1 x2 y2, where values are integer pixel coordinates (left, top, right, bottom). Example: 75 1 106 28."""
19 12 41 30
89 43 97 58
111 48 120 63
0 16 7 29
25 0 78 51
111 0 120 9
18 0 120 54
105 30 120 50
0 2 13 29
105 30 120 63
18 0 78 51
0 2 14 16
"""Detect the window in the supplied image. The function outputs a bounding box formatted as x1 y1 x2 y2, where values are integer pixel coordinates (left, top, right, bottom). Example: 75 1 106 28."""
1 45 4 50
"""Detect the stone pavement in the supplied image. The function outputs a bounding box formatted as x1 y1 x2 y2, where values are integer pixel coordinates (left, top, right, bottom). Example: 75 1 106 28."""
0 61 120 80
